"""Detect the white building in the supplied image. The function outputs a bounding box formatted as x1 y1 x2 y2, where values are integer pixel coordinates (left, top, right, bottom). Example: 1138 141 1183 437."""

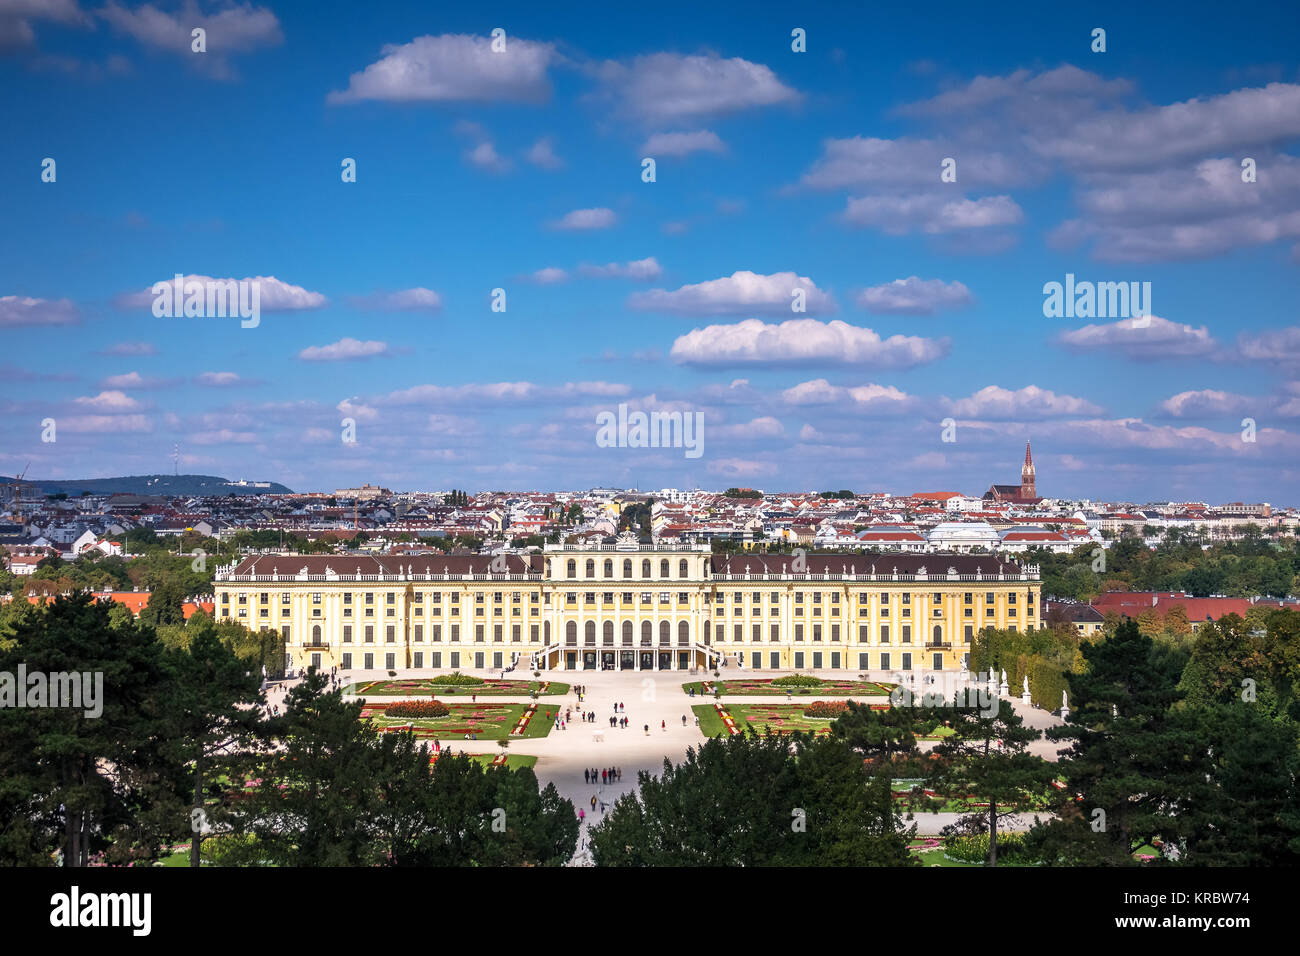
926 521 1001 553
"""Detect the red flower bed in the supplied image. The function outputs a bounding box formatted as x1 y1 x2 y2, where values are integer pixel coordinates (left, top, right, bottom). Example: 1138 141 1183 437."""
386 699 450 719
803 700 850 718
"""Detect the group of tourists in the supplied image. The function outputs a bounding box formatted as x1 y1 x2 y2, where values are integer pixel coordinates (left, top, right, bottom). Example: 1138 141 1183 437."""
584 767 622 785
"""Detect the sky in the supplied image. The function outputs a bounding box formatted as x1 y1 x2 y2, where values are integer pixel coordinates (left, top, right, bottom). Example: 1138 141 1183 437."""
2 0 1300 502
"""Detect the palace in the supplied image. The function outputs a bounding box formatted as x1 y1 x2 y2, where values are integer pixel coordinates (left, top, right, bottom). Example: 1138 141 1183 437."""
212 540 1040 674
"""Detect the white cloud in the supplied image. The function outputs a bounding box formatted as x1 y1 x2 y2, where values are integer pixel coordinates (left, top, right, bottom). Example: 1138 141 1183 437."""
99 371 175 390
1158 389 1255 418
329 33 557 104
801 136 1021 190
531 267 569 284
349 287 442 312
382 381 630 406
578 257 662 280
118 275 326 311
74 390 141 411
842 193 1023 234
525 136 563 169
595 52 799 122
101 341 156 356
191 429 258 445
781 379 915 412
196 371 242 387
99 0 281 77
58 414 151 434
706 457 777 478
670 319 948 367
628 270 834 316
551 207 617 231
298 338 390 362
465 140 510 173
1238 326 1300 364
1057 315 1220 360
0 295 77 326
855 276 973 314
640 130 725 157
947 385 1103 419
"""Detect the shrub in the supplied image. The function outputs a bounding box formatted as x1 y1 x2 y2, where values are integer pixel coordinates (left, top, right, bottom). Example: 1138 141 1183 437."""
772 674 823 687
944 831 1033 864
386 699 450 719
387 670 397 677
431 672 484 686
803 700 850 718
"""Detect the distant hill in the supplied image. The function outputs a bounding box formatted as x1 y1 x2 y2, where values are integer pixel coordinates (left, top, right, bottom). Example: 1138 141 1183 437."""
0 474 293 496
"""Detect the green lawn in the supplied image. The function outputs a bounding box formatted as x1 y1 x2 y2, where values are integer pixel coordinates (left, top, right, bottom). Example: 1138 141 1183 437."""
347 678 569 697
692 704 728 737
362 701 557 740
691 702 842 737
692 702 955 739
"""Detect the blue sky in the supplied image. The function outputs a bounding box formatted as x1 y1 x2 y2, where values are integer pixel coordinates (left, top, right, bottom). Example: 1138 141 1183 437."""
3 0 1300 501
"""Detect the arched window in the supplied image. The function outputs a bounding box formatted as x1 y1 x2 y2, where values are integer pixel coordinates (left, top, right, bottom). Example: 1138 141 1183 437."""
659 621 670 646
622 621 633 645
603 621 614 646
679 621 690 646
604 559 613 578
585 559 595 578
312 624 321 643
565 622 577 646
566 559 576 579
679 559 688 579
584 621 596 646
641 621 652 646
641 559 651 578
544 621 551 643
623 559 632 578
546 559 552 577
659 559 669 578
933 624 943 644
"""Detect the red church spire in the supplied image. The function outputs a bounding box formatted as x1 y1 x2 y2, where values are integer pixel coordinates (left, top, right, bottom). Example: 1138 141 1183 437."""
1021 440 1036 498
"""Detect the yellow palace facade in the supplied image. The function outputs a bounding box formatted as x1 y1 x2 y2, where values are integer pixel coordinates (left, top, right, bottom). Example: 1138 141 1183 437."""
212 541 1040 674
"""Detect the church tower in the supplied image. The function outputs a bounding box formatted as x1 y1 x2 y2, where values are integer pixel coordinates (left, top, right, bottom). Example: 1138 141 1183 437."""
1020 441 1036 499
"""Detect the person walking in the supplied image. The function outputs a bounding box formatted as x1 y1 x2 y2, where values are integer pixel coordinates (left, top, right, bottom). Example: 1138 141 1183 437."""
682 714 687 726
584 768 590 785
644 723 649 735
590 795 597 812
579 808 585 824
661 719 666 732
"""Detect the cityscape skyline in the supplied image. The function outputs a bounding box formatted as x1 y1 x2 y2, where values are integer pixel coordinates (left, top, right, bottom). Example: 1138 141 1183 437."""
4 1 1300 501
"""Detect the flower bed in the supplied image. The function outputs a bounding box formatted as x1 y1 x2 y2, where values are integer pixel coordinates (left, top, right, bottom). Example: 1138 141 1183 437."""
431 671 484 686
386 699 450 719
684 678 897 697
803 700 850 718
362 701 550 740
715 701 740 735
348 678 568 697
510 704 538 736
